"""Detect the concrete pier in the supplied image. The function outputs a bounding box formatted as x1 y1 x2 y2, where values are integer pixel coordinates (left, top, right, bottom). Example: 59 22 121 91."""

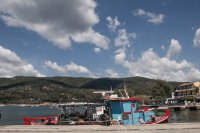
1 123 200 133
158 104 200 111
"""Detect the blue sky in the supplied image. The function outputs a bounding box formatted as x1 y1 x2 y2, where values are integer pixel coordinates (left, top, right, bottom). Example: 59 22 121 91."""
0 0 200 81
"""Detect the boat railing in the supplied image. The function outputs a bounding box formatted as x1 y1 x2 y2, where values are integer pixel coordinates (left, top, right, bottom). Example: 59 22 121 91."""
92 114 101 119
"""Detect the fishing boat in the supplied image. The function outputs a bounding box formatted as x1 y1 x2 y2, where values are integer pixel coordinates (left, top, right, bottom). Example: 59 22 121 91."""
107 97 170 125
94 84 170 125
23 116 59 125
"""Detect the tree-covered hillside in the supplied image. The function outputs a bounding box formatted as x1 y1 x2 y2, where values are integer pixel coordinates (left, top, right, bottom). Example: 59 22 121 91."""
0 76 183 104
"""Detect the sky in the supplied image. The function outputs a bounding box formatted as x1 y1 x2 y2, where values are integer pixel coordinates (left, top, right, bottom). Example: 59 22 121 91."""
0 0 200 82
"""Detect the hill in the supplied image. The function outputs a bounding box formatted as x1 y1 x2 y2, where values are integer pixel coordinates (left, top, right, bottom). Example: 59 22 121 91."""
0 76 183 104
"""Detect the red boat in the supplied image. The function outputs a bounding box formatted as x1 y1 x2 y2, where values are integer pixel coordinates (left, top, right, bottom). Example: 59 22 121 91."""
146 109 170 124
23 116 59 125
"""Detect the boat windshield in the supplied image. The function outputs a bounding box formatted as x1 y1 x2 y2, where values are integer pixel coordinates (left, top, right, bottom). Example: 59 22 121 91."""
135 101 143 110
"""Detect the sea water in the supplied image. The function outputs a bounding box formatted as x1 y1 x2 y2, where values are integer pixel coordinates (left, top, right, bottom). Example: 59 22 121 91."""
1 106 200 125
0 105 62 125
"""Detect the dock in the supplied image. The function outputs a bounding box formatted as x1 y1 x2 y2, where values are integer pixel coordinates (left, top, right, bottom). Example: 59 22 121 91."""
158 104 200 111
1 123 200 133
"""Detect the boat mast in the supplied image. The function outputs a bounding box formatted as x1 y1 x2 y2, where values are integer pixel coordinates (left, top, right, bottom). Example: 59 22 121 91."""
124 78 129 98
119 90 124 98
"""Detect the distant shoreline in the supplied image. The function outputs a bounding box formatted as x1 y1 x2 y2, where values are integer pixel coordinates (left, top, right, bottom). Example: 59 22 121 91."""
0 103 54 107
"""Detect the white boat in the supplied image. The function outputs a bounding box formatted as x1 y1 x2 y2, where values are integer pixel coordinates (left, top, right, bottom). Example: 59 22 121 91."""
0 104 5 107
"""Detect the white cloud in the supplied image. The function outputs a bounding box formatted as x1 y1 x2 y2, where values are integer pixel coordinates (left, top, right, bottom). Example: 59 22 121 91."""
0 45 44 77
44 60 65 73
44 60 95 77
166 39 182 58
115 29 137 47
72 28 110 49
114 48 128 66
161 45 165 50
94 47 101 54
193 28 200 47
0 0 110 49
106 69 119 78
106 16 120 32
133 9 164 24
114 41 200 82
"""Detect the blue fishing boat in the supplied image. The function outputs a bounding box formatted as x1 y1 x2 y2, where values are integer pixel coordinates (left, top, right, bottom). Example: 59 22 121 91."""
107 97 170 125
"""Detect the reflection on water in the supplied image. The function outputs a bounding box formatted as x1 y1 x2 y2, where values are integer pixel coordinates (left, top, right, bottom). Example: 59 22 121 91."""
1 106 200 125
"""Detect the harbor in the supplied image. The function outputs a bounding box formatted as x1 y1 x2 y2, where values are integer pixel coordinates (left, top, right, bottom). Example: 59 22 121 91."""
1 86 200 126
1 0 200 132
1 81 200 132
1 123 200 133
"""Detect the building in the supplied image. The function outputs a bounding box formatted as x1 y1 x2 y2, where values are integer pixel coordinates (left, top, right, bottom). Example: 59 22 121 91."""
174 82 200 102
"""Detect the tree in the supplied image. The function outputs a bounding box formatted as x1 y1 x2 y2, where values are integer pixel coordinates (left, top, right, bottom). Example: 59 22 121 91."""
150 80 172 99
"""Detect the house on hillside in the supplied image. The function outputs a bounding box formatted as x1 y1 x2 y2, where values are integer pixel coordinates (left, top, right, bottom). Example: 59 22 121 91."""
173 81 200 103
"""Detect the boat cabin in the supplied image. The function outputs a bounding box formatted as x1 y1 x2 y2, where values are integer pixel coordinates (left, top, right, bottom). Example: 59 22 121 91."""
108 98 155 125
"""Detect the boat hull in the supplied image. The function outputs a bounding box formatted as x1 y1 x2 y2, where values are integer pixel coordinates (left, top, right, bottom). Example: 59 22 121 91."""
23 116 59 125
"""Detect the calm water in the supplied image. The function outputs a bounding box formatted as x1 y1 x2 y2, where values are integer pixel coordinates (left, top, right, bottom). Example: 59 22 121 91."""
1 106 200 125
0 106 62 125
170 109 200 123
